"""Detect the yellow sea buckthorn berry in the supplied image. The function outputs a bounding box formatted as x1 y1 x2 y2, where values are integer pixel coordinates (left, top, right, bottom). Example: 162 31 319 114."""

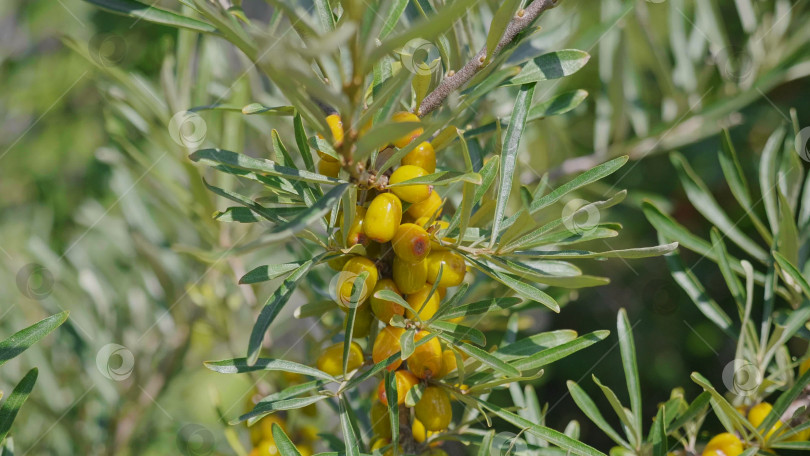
250 440 279 456
364 193 403 243
326 114 344 146
345 303 373 338
370 438 388 451
416 217 451 250
405 285 441 321
370 401 392 440
377 370 419 406
412 418 437 443
436 349 457 378
800 357 810 376
402 141 436 173
316 341 364 377
702 433 743 456
392 223 431 262
789 428 810 441
409 331 443 378
337 257 378 307
406 190 443 220
390 165 432 203
297 444 314 456
391 111 423 148
393 256 428 294
426 251 466 288
384 445 404 456
373 326 405 371
318 159 340 178
342 206 369 247
748 402 783 441
414 386 452 431
370 279 405 324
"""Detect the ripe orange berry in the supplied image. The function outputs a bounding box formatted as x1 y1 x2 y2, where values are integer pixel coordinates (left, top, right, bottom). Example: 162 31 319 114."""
316 341 364 377
426 250 466 288
402 141 436 173
408 331 443 378
370 279 405 324
318 159 340 178
377 370 419 406
370 401 391 440
338 257 378 306
392 256 428 294
364 193 403 243
414 386 452 431
392 223 431 262
406 190 443 220
748 402 783 441
391 111 422 148
405 285 441 320
702 433 743 456
436 349 458 378
373 326 405 370
390 165 432 203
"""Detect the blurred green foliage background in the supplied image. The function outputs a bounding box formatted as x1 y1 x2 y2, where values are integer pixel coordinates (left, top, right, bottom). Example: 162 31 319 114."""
1 0 809 454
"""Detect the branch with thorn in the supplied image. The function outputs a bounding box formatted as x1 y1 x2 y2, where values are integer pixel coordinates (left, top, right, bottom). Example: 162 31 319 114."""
417 0 561 117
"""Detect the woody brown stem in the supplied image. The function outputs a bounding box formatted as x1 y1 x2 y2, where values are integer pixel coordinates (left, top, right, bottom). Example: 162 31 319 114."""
417 0 561 117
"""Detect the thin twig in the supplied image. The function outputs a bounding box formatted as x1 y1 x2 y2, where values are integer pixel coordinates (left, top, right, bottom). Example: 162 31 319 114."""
418 0 560 117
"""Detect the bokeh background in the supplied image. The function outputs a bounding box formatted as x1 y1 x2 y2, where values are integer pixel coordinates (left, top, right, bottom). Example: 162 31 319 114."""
1 0 809 454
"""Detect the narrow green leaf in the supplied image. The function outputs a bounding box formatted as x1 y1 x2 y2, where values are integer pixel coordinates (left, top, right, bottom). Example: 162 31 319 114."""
567 380 629 447
760 127 786 233
339 396 360 456
773 252 810 299
384 371 399 455
380 0 409 38
528 156 628 215
190 148 347 185
439 297 522 321
272 423 302 456
466 256 559 312
617 309 642 436
84 0 217 33
237 396 326 423
241 103 296 116
0 312 69 366
510 243 678 259
512 331 609 372
486 0 522 62
442 339 520 377
0 368 38 443
429 321 486 346
506 50 591 85
261 184 349 243
491 83 535 246
239 263 307 285
667 392 711 433
527 90 589 121
247 259 318 365
400 328 416 360
205 358 336 382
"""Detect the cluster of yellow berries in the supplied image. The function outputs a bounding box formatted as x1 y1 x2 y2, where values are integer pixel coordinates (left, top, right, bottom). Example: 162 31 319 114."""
313 111 468 451
700 359 810 456
246 379 319 455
